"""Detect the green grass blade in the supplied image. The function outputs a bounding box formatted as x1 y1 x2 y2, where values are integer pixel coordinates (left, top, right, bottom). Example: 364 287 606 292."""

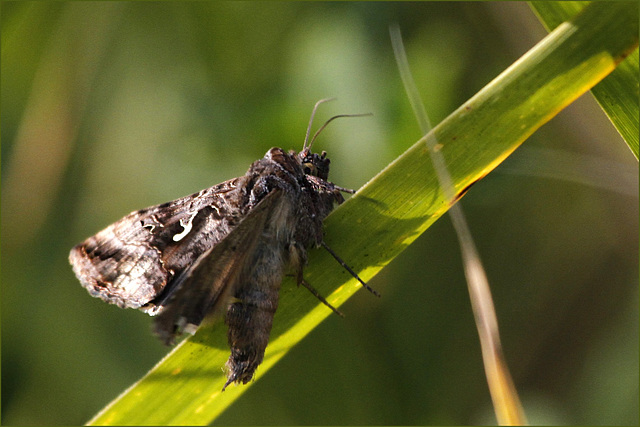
87 2 639 425
530 1 640 159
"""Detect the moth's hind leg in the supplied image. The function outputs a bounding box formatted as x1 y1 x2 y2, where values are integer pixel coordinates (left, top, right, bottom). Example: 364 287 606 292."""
290 242 343 317
298 277 344 317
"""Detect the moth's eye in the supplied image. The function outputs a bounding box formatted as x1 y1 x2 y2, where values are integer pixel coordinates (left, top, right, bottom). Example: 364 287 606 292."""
302 162 317 176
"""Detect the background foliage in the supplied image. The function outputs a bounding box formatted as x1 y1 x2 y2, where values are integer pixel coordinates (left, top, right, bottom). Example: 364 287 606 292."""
2 2 637 425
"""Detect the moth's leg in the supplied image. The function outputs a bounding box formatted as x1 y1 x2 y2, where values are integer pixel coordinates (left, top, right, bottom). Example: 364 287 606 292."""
299 278 344 318
334 185 355 194
320 241 380 297
290 242 344 317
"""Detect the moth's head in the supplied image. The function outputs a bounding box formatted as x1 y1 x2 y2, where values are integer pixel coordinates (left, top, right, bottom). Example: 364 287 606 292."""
298 149 331 181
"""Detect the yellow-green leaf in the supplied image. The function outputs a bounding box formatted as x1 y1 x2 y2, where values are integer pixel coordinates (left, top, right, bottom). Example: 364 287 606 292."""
530 1 639 159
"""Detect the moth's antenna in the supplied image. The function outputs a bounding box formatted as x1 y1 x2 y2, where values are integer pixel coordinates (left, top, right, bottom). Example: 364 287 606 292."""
303 98 336 152
307 112 373 152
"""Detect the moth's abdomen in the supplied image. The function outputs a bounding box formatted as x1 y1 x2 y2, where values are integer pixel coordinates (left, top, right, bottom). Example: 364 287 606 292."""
223 225 289 388
224 285 279 388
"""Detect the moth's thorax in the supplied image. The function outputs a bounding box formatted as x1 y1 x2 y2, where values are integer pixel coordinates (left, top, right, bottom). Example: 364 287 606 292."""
262 147 301 177
254 147 343 245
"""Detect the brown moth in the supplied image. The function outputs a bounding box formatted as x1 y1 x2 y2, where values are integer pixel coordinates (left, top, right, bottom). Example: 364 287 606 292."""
69 99 376 389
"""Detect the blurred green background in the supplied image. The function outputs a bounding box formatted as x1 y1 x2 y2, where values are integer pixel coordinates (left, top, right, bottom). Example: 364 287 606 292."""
2 2 637 425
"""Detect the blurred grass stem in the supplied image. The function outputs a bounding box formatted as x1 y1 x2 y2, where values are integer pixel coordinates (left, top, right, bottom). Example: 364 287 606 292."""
390 24 527 426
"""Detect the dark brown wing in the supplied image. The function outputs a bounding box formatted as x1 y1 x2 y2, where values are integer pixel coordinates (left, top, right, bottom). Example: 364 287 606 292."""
152 190 283 345
69 178 244 310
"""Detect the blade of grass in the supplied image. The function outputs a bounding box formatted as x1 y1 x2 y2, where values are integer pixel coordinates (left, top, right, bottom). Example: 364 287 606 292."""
390 24 526 425
530 1 640 159
88 2 639 425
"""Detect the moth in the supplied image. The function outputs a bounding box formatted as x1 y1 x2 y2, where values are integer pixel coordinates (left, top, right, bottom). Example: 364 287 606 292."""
69 99 377 390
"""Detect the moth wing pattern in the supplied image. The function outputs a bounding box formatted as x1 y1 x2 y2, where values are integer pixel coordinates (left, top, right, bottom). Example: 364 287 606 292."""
69 178 243 310
152 189 284 344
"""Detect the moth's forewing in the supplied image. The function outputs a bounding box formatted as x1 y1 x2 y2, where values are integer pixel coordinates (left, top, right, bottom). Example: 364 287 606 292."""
152 190 284 345
69 178 242 309
69 221 173 309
